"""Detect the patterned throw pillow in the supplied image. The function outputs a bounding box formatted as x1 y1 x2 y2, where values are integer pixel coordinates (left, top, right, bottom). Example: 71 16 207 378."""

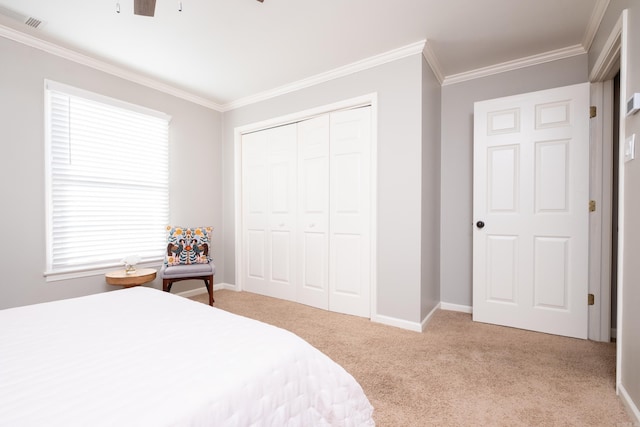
165 226 212 266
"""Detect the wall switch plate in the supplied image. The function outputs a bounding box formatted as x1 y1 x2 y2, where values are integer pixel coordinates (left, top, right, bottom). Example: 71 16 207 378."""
625 134 636 163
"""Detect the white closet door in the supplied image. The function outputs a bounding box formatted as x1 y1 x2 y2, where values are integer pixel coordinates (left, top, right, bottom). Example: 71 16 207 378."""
329 107 371 318
242 123 298 301
297 116 330 310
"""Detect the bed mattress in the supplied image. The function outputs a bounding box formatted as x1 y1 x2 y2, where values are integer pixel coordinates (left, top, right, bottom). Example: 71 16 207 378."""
0 287 374 426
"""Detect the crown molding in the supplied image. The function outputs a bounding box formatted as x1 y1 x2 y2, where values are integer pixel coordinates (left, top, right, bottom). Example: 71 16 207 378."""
583 0 610 52
0 23 224 111
442 44 586 86
422 40 444 84
222 40 427 111
2 10 605 113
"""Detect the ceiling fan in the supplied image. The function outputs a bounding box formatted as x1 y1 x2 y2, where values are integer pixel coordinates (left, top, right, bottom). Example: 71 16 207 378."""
133 0 263 17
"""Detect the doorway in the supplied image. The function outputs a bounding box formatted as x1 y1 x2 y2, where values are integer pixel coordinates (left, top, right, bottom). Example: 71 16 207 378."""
587 8 625 346
610 71 620 341
589 66 621 343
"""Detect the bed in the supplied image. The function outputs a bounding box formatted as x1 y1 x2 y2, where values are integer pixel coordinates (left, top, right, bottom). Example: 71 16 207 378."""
0 287 374 426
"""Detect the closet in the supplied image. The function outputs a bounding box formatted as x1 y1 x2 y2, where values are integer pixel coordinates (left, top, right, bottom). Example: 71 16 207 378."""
240 106 371 318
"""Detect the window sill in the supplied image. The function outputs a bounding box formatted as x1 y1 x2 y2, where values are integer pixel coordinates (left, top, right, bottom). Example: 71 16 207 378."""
44 259 164 282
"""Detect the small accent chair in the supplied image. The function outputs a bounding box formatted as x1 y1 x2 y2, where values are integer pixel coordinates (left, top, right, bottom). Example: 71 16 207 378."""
160 262 215 306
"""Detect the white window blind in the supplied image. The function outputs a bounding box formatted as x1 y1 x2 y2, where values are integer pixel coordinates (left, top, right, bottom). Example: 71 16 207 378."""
45 81 170 276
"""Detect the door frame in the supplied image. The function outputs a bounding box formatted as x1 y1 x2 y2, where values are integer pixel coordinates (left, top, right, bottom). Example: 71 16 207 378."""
589 9 626 392
589 80 614 343
233 93 378 317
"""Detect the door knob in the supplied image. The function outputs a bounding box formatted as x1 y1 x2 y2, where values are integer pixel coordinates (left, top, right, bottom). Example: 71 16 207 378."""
476 221 485 229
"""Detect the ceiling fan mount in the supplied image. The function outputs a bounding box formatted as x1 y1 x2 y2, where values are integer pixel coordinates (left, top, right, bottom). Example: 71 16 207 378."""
133 0 263 17
134 0 156 17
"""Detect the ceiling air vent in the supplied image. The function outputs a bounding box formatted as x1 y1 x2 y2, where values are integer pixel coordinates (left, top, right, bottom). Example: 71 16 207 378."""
0 6 44 29
24 17 42 28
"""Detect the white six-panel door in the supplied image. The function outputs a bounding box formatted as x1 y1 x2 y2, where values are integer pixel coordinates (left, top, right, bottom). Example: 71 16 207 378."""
241 107 371 318
297 115 330 310
242 124 298 301
329 108 371 318
473 83 589 339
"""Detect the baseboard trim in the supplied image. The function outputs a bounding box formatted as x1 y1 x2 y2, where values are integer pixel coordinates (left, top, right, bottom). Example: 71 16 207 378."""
373 302 471 332
421 303 440 332
440 302 473 314
372 314 422 332
618 383 640 425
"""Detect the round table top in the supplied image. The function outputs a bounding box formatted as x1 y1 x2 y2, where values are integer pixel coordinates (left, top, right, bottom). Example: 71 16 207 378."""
105 267 157 287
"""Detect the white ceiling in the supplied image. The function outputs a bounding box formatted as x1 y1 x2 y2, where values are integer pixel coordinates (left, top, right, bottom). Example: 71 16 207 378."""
0 0 604 109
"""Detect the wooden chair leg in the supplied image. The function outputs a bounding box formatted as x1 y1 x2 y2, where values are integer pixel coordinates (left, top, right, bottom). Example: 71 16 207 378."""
162 275 213 306
204 274 214 306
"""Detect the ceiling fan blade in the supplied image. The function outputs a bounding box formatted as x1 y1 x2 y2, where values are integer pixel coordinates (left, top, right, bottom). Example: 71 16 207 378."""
256 0 264 2
134 0 156 16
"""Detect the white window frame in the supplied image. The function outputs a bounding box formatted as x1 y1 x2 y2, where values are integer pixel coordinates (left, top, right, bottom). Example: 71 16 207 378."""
44 80 171 281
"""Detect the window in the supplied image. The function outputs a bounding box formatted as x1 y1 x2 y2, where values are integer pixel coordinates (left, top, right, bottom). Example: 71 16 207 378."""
45 80 170 278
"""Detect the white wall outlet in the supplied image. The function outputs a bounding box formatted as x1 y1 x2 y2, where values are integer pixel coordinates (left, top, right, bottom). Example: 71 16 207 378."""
625 134 636 163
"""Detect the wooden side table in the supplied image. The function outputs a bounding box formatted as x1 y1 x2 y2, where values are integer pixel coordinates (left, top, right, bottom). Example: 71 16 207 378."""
105 268 157 288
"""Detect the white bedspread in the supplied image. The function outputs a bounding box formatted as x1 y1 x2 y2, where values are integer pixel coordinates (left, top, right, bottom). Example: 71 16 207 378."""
0 287 374 426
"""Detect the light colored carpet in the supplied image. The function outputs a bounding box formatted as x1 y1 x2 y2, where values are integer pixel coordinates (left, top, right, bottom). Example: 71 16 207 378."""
190 290 632 426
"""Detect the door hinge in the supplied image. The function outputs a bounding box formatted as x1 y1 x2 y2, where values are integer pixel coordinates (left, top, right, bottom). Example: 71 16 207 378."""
589 200 596 212
590 106 597 118
588 293 595 305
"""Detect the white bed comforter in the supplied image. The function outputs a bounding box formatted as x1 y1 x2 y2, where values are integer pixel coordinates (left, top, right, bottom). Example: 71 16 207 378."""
0 287 374 426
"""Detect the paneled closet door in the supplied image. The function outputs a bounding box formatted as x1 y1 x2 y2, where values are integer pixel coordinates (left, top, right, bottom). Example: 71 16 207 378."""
329 107 371 318
242 123 298 302
297 115 330 310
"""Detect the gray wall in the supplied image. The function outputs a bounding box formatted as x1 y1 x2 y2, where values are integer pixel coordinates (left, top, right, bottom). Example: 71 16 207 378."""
621 3 640 416
591 0 640 417
620 3 640 413
420 56 441 319
439 54 589 306
0 36 221 309
222 54 430 323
